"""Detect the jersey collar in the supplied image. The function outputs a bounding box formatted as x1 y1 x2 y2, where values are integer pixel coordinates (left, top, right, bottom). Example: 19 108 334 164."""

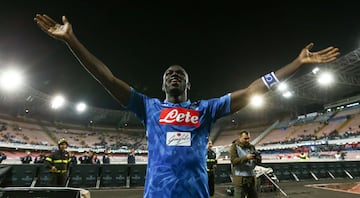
163 100 191 108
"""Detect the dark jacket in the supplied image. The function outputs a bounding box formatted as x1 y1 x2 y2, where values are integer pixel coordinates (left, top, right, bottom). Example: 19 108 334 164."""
128 153 135 164
102 155 110 164
229 139 261 177
20 155 32 164
34 154 46 164
207 148 217 172
69 156 78 165
45 150 71 173
0 153 6 163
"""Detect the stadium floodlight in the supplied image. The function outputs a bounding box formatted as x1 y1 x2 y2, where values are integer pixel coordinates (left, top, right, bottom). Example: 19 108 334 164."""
317 72 334 85
250 94 264 108
312 67 320 74
276 82 293 98
282 91 293 98
51 95 66 109
0 69 24 92
76 102 87 113
277 82 288 92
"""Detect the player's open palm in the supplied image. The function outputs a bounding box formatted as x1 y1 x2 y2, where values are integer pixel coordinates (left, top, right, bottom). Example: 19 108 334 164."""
34 14 73 42
298 43 339 64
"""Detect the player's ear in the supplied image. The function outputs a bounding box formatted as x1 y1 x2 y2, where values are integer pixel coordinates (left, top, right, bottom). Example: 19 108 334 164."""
187 82 191 91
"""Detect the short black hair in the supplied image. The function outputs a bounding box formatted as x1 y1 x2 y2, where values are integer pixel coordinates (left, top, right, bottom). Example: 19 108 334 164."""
238 130 250 136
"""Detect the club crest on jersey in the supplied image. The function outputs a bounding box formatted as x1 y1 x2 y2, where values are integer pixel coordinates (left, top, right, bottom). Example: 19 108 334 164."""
159 108 200 127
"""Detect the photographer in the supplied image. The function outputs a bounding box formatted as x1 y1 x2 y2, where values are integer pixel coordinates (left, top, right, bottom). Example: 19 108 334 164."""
230 130 261 198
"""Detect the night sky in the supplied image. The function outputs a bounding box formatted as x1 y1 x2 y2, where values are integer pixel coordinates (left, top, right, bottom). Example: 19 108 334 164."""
1 1 360 110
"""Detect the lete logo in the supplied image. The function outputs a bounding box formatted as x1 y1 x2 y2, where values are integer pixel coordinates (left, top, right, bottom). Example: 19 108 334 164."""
159 108 200 127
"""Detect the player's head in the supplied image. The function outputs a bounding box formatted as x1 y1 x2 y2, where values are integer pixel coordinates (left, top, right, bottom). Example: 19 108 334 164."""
162 65 191 98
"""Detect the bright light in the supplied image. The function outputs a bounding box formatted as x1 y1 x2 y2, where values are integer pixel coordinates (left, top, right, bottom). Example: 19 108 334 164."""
0 69 24 91
312 67 320 74
250 95 264 108
282 91 293 98
51 95 66 109
76 102 87 112
317 72 334 85
346 102 359 108
277 82 288 92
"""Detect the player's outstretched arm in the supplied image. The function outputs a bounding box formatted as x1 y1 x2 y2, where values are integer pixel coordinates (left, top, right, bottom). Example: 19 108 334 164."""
34 14 131 106
230 43 340 113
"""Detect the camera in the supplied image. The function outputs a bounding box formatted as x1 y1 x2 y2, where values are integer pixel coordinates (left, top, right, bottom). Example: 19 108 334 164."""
251 151 262 163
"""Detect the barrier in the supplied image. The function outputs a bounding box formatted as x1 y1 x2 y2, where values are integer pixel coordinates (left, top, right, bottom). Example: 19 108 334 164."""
270 163 292 181
215 164 232 183
35 165 54 187
0 161 358 189
295 163 312 180
100 164 128 187
129 164 146 187
309 162 328 179
68 165 100 188
266 161 360 181
0 187 90 198
2 165 38 187
344 161 360 177
333 162 347 178
0 166 11 185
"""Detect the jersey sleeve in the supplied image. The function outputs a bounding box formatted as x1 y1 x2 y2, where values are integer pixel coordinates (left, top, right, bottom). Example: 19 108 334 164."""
207 93 231 121
124 87 147 122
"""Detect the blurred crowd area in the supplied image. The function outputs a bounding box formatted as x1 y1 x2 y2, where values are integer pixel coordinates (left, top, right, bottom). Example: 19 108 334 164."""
1 103 360 165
